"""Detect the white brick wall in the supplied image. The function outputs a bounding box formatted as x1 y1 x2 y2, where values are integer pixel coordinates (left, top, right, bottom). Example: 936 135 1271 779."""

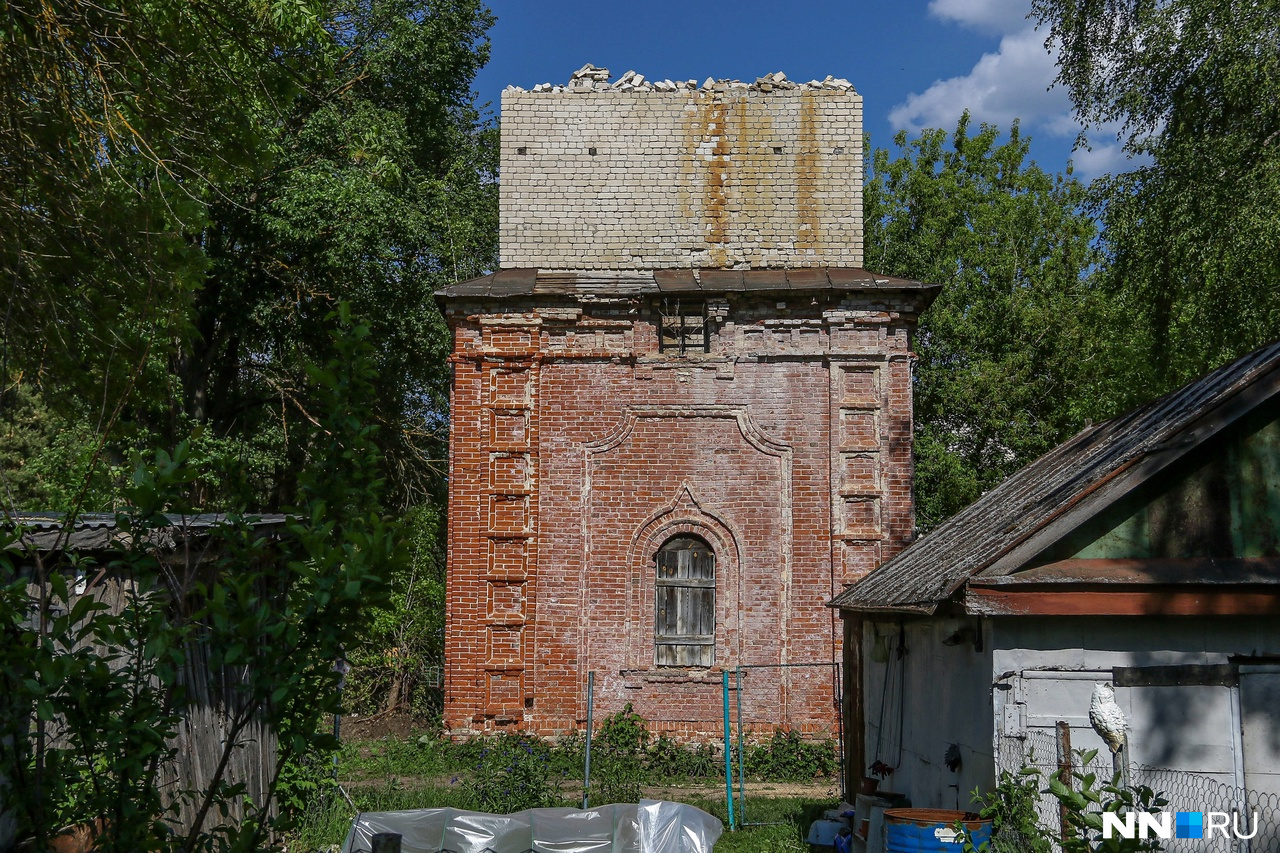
500 87 864 270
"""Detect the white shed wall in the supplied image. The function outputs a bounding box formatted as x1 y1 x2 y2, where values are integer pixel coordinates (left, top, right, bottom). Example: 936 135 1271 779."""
862 619 994 810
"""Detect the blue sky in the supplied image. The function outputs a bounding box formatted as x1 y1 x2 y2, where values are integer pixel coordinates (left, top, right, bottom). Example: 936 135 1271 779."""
472 0 1136 181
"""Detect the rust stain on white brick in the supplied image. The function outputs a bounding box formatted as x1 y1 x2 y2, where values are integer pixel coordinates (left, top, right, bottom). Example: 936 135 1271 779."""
499 74 863 270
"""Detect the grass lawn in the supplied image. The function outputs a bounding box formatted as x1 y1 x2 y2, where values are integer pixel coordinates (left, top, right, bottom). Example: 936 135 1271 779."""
286 732 842 852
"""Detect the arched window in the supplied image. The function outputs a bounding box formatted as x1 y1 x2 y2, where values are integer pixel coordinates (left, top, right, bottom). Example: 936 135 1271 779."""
654 535 715 667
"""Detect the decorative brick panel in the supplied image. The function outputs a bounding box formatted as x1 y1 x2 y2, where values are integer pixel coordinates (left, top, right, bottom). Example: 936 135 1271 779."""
442 292 926 737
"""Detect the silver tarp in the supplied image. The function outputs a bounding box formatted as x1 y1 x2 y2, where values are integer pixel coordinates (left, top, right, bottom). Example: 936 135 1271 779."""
340 800 722 853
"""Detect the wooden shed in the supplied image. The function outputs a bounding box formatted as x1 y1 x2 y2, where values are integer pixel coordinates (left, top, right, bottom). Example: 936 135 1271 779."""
1 512 290 847
831 341 1280 852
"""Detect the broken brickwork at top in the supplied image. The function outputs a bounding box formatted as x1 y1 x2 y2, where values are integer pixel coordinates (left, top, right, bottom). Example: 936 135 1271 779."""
500 66 863 271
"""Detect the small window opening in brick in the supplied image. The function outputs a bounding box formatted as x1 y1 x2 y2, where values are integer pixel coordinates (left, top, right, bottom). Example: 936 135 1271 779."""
588 146 598 156
517 146 528 155
772 146 784 155
834 146 845 155
655 535 715 668
659 298 710 355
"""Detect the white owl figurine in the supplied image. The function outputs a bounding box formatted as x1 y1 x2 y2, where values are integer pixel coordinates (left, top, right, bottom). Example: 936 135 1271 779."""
1089 682 1127 755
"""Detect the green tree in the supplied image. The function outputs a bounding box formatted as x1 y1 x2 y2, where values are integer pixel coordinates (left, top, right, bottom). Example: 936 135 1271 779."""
0 0 330 420
0 0 498 515
1032 0 1280 397
0 311 396 852
184 0 497 511
866 117 1106 529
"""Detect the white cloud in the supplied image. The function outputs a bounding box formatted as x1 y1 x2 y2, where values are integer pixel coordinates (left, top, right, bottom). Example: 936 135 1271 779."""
890 3 1132 179
889 26 1068 135
1067 141 1144 178
927 0 1031 35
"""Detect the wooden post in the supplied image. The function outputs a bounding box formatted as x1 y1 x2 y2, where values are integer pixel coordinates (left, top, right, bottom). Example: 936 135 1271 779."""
370 832 402 853
1056 720 1074 843
845 615 864 801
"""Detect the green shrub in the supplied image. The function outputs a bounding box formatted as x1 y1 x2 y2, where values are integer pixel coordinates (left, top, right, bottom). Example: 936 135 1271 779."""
1048 750 1168 853
646 735 722 782
744 729 837 781
588 704 649 804
967 750 1169 853
595 703 650 755
471 733 563 813
551 729 585 778
971 768 1054 853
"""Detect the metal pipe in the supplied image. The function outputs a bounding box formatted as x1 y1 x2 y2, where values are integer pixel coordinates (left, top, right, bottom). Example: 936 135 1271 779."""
835 660 845 804
736 667 745 828
723 670 735 830
583 671 595 809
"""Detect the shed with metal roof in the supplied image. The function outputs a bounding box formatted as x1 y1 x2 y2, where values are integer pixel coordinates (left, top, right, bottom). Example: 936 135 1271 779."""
829 341 1280 841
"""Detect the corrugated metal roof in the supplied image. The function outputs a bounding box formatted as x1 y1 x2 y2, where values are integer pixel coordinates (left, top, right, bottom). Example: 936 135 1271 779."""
5 512 290 551
435 267 937 301
830 340 1280 614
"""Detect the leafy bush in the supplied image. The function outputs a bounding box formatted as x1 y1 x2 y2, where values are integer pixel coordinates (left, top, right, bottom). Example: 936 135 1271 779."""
595 703 650 755
970 768 1054 853
1048 750 1168 853
646 735 722 782
744 729 837 781
966 750 1169 853
471 733 563 814
588 704 649 805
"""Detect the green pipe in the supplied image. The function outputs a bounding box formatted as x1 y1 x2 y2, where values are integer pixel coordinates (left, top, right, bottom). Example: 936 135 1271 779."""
723 670 735 830
583 671 594 809
736 667 745 827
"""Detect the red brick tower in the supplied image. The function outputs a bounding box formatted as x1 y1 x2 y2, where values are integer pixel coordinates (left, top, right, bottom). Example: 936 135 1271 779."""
437 69 937 737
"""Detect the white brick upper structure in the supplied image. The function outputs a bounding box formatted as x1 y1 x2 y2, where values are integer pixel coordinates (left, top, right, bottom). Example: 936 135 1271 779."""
499 71 864 270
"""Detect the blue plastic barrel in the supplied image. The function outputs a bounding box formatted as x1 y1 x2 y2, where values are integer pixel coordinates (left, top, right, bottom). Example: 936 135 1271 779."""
884 809 993 853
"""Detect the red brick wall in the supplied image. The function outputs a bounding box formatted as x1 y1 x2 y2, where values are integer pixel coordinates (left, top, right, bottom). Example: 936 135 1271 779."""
442 293 920 738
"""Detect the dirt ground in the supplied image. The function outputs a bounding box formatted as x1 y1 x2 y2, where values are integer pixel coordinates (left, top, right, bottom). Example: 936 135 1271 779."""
336 711 422 740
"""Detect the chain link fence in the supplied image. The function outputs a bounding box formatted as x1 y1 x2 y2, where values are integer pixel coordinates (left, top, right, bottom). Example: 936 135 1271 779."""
999 729 1280 853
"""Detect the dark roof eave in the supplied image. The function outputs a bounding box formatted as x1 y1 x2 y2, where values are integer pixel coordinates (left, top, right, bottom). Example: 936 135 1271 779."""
826 597 942 616
435 267 939 305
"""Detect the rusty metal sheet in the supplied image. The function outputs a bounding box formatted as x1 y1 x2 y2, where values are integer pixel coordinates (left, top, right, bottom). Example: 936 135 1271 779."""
437 273 494 297
699 269 745 291
737 269 786 291
825 267 876 287
654 269 699 293
785 268 829 290
488 268 538 296
438 267 937 302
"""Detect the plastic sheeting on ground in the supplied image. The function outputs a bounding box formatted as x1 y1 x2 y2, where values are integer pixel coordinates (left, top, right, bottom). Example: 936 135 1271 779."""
340 799 722 853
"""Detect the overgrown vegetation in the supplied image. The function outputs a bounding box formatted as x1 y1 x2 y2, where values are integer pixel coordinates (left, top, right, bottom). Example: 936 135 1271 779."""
334 705 838 807
0 2 495 845
0 313 397 851
288 707 839 849
1033 0 1280 398
866 115 1108 530
970 768 1057 853
970 751 1169 853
